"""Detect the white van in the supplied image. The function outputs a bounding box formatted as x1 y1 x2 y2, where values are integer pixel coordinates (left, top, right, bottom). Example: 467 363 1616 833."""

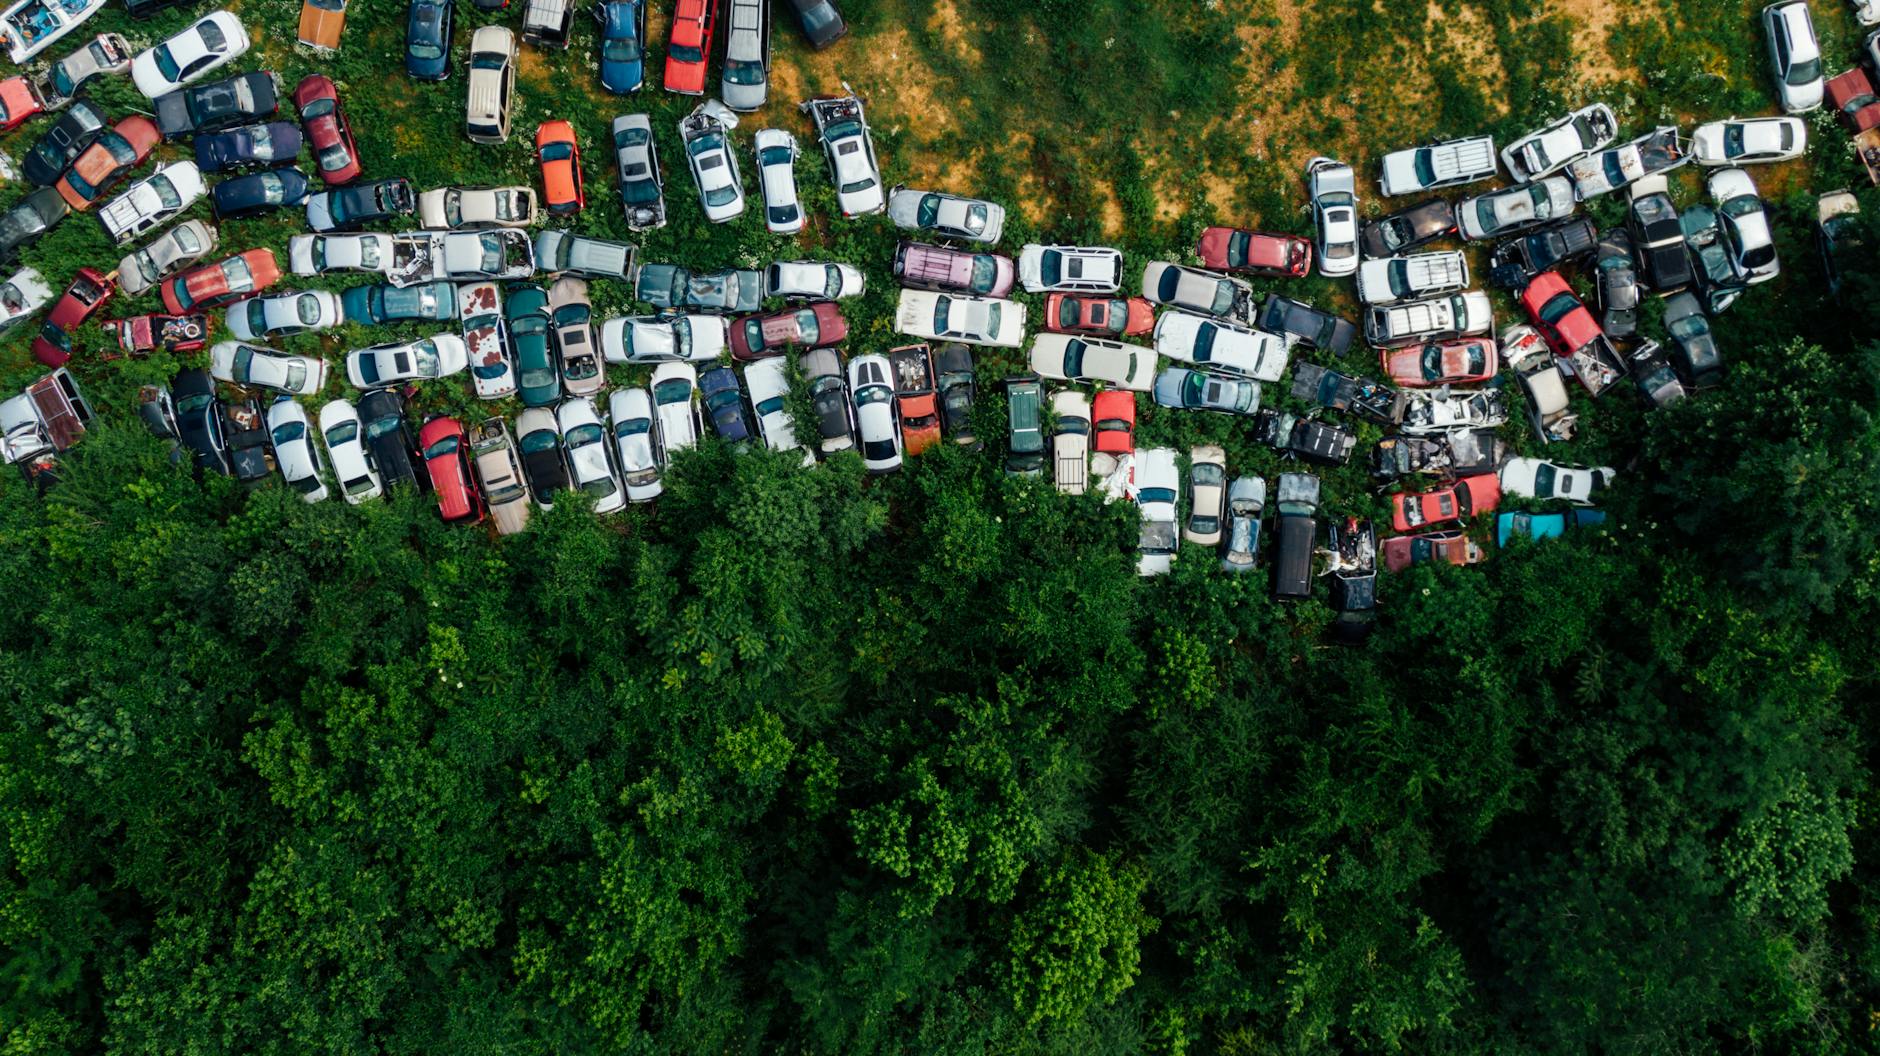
465 27 516 144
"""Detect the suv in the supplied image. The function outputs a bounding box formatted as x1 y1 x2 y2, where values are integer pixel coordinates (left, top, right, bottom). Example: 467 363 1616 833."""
1272 473 1320 600
465 26 516 143
521 0 573 48
892 240 1015 297
1364 289 1493 347
1004 375 1043 476
721 0 769 110
535 230 635 280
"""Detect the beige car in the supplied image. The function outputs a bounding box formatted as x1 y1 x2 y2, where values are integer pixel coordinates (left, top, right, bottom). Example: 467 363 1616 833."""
548 276 601 397
1185 444 1227 546
464 26 516 144
418 185 538 230
1049 389 1089 495
469 417 531 535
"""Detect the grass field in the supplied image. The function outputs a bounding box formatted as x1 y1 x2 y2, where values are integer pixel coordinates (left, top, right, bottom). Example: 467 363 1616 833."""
0 0 1870 530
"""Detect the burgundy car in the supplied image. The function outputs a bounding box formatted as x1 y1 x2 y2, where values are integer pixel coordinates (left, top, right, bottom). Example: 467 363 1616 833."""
293 74 360 185
1042 293 1155 337
31 267 114 365
418 416 484 524
730 301 846 361
1381 529 1485 572
113 312 210 356
1196 226 1312 278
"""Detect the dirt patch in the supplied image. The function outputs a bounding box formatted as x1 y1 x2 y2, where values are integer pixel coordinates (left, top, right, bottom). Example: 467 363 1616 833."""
1541 0 1629 84
1430 1 1510 117
926 0 982 65
516 46 553 91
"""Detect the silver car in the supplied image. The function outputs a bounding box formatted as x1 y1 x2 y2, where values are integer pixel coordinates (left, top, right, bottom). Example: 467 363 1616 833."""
118 219 216 297
1763 1 1824 114
720 0 769 111
887 186 1006 244
679 100 744 223
1307 156 1359 277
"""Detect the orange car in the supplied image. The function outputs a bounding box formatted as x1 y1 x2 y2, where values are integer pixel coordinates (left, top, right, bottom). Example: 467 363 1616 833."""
55 114 160 212
888 344 942 456
298 0 348 50
535 120 584 216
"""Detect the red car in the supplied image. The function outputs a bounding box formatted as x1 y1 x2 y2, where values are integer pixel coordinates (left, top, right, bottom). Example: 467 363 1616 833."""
1043 293 1155 337
418 416 485 524
663 0 716 95
1091 390 1135 456
160 248 282 314
1382 529 1485 572
1827 67 1880 133
1391 474 1501 532
293 74 361 185
0 75 46 134
113 313 210 356
1519 270 1604 361
55 114 160 211
1380 337 1499 387
1195 226 1313 278
730 301 846 360
30 267 115 366
535 120 584 216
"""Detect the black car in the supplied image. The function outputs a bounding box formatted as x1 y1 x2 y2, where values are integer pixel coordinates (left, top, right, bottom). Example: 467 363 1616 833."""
1257 294 1357 355
1290 362 1403 425
0 188 69 264
1678 204 1747 314
1628 339 1687 408
1250 408 1357 466
1486 216 1598 287
1661 291 1721 392
1359 198 1454 258
195 121 302 173
223 399 275 484
1593 229 1641 338
406 0 454 80
212 167 312 220
1628 191 1694 294
516 418 571 505
358 390 423 490
154 72 279 139
1371 429 1503 480
126 0 198 17
934 341 977 448
1818 193 1869 300
172 368 231 476
785 0 847 49
307 177 415 233
22 99 106 187
1326 518 1377 645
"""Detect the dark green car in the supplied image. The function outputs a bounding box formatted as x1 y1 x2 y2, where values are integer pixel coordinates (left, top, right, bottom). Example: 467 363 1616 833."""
506 282 556 407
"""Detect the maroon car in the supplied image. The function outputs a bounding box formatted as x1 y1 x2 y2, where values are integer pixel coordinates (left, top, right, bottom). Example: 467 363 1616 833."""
730 301 846 361
113 313 210 356
1382 529 1485 572
1196 226 1312 278
293 74 360 185
31 267 114 366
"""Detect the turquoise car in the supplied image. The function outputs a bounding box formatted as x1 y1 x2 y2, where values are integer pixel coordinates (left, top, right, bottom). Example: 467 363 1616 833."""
506 283 556 407
340 280 457 324
1496 507 1606 547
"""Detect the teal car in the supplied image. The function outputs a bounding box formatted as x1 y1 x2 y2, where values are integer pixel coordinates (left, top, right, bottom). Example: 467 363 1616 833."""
1496 507 1606 547
506 283 557 407
340 280 458 324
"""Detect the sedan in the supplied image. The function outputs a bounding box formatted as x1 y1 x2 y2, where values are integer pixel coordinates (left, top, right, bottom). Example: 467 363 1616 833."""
888 186 1006 244
55 114 160 211
766 260 864 300
288 231 390 276
601 312 730 363
1306 156 1360 276
345 335 470 389
1360 198 1455 258
549 276 602 396
268 398 329 502
1763 0 1824 113
1152 367 1260 416
801 347 854 455
1029 334 1156 391
293 74 360 184
132 11 249 98
515 406 570 509
1382 530 1484 572
848 353 902 472
649 361 700 456
1153 310 1287 382
1499 457 1615 505
699 365 752 443
1390 473 1500 531
507 283 557 406
1708 167 1779 285
119 219 215 297
1457 177 1575 240
1195 227 1312 277
596 0 646 92
228 289 343 340
681 107 742 222
341 280 457 324
558 397 626 513
318 398 382 504
613 113 666 230
405 0 453 80
153 71 277 139
1017 244 1122 292
745 356 811 465
213 167 312 220
195 121 301 172
536 120 585 215
893 289 1026 347
418 417 483 523
1500 104 1618 182
1594 229 1641 337
1141 261 1252 321
730 302 846 360
1519 271 1604 360
173 368 229 474
0 76 44 134
755 128 803 234
1257 294 1359 354
459 282 513 399
1381 337 1498 387
418 185 537 229
1185 445 1227 546
785 0 846 48
1092 389 1134 456
21 99 106 187
607 387 663 501
161 248 281 313
306 177 414 232
1663 291 1722 390
46 33 131 102
358 389 422 490
1043 293 1154 337
210 340 329 395
1691 116 1807 165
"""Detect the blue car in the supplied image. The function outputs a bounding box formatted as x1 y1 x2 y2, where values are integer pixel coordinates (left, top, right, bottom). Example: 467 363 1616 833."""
212 168 312 220
1496 507 1607 547
596 0 645 93
195 121 303 173
699 366 751 443
405 0 453 81
340 281 459 324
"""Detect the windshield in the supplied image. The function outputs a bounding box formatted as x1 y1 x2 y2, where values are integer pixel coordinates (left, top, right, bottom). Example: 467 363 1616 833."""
654 378 691 404
1533 463 1557 496
326 421 359 446
1789 58 1820 85
668 43 701 63
705 185 738 207
724 60 765 85
271 421 305 444
1207 279 1235 317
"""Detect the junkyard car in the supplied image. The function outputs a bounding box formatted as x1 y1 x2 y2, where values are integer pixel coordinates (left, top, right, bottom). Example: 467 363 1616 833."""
1457 177 1575 240
1306 156 1360 276
894 289 1025 347
1500 103 1618 181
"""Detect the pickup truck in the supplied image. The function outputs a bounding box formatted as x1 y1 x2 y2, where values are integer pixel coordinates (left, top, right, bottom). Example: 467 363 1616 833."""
1567 126 1689 200
1500 323 1576 443
1290 362 1404 425
1 367 91 468
386 228 534 287
1378 135 1497 196
888 343 941 456
1355 250 1469 305
1325 518 1378 644
520 0 572 47
1049 389 1089 495
1364 289 1493 347
1272 473 1320 600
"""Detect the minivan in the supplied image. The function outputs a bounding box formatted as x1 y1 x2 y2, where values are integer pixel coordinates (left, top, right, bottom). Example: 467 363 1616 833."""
892 240 1015 298
721 0 770 111
465 27 516 144
1004 375 1043 476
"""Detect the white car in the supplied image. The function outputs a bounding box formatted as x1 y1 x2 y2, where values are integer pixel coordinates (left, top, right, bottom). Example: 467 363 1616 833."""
1566 128 1690 200
607 388 663 502
649 362 701 458
1856 0 1880 25
98 162 204 245
744 356 813 466
119 220 216 298
422 230 535 282
1457 177 1575 241
289 233 394 277
1763 1 1824 114
417 185 537 229
345 334 469 389
0 267 52 330
458 281 514 400
211 341 328 395
132 11 249 98
227 289 344 340
680 103 744 224
893 289 1026 348
267 398 329 503
887 186 1006 244
1377 135 1497 196
1356 250 1470 305
558 397 625 515
848 353 902 473
1135 447 1179 576
1708 167 1779 285
1499 457 1615 505
753 128 803 235
1 0 107 63
1306 156 1360 277
318 398 381 504
1028 333 1157 392
1691 116 1807 165
1141 261 1253 321
803 92 885 217
765 259 863 300
600 313 730 363
1017 244 1123 293
1500 104 1619 182
1152 310 1288 383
